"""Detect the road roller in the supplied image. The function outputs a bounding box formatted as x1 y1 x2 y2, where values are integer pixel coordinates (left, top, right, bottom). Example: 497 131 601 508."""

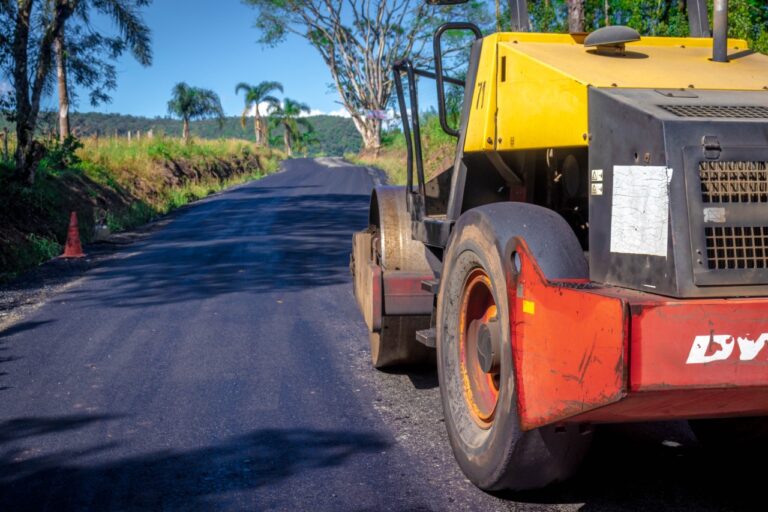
351 0 768 491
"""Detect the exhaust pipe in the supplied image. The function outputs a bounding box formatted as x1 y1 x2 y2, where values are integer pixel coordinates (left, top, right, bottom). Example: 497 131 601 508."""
713 0 728 62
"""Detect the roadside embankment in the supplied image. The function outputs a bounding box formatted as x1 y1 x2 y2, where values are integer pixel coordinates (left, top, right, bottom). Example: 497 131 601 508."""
0 136 282 281
346 115 455 186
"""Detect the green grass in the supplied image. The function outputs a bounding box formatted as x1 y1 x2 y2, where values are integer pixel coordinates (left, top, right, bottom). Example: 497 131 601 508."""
105 202 156 233
24 233 62 262
349 114 456 186
1 136 284 280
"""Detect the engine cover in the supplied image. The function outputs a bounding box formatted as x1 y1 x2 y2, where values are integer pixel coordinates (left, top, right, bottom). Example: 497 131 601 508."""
588 87 768 298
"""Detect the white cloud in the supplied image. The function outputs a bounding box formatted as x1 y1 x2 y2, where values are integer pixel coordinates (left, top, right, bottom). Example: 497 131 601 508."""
301 108 325 117
244 102 352 118
246 101 279 117
299 107 351 118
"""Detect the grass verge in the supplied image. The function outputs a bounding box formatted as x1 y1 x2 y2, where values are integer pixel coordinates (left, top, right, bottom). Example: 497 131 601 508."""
346 115 456 186
0 136 283 281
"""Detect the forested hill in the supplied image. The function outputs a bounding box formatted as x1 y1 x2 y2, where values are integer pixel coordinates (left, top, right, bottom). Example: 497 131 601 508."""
0 112 362 156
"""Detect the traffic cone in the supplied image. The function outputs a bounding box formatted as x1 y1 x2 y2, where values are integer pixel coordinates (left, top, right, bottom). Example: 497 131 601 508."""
62 211 85 258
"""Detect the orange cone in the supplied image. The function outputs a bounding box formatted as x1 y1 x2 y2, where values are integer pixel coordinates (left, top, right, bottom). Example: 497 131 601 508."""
62 211 85 258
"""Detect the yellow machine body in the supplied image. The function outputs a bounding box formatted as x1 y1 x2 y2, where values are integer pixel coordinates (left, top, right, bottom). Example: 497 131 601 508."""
465 32 768 153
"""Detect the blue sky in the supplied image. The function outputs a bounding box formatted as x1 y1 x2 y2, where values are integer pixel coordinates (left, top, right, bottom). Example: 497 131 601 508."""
68 1 344 118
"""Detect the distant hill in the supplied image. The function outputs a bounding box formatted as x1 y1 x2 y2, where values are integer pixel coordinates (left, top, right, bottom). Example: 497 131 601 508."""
0 112 362 157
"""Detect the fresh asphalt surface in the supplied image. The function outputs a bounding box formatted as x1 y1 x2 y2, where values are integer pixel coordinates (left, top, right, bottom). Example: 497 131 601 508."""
0 158 762 511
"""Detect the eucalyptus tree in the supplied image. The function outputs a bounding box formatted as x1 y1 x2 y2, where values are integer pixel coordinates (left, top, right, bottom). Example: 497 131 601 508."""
54 0 153 141
270 98 311 157
243 0 490 156
167 83 225 143
235 80 282 146
567 0 585 32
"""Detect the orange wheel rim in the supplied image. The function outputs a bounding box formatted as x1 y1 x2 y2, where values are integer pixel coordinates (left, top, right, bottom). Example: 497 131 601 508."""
458 269 501 429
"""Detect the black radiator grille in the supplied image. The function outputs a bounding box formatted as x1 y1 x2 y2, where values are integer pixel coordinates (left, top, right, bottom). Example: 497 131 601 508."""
662 105 768 118
705 226 768 270
700 161 768 203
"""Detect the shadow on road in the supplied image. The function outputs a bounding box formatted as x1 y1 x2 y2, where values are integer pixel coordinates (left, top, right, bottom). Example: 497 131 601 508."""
0 320 57 391
0 415 390 511
501 421 765 511
0 320 55 339
380 365 440 391
0 414 121 445
64 189 370 308
389 364 763 510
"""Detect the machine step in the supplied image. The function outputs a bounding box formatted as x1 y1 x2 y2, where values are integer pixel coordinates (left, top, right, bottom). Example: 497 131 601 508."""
421 279 440 294
415 328 436 348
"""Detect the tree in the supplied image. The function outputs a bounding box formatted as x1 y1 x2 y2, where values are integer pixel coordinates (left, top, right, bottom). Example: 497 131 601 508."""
235 81 282 146
167 83 224 143
54 0 153 141
567 0 585 32
0 0 152 182
1 1 79 183
270 98 311 157
243 0 489 156
54 33 70 141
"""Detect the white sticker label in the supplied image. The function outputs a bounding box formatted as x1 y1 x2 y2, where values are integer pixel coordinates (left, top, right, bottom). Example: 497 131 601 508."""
703 207 726 223
610 165 673 257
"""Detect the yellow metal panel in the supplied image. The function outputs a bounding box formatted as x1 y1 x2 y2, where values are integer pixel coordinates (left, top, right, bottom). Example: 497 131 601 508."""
496 43 588 150
469 32 768 152
499 33 768 91
464 34 499 153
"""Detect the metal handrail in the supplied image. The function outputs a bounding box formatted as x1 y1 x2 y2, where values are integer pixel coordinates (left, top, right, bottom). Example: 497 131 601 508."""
393 59 425 197
433 22 482 137
392 22 481 197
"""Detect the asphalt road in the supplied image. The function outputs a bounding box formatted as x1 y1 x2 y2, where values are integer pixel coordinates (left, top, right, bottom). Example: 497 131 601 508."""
0 158 762 511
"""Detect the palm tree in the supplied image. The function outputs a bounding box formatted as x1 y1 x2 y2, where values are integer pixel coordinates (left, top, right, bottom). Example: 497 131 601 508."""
235 81 283 146
270 98 312 157
167 83 225 143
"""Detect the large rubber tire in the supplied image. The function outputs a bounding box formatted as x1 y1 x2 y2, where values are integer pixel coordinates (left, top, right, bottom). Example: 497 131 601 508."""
436 202 592 491
690 417 768 451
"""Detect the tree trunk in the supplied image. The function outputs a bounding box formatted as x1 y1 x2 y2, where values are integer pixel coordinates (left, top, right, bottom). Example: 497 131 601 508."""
262 122 270 148
55 30 70 141
284 126 292 157
182 118 190 143
567 0 585 33
254 112 262 145
352 116 381 157
13 2 34 182
12 0 75 183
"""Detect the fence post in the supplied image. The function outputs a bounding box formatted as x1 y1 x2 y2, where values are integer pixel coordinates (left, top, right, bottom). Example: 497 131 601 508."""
127 130 132 143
